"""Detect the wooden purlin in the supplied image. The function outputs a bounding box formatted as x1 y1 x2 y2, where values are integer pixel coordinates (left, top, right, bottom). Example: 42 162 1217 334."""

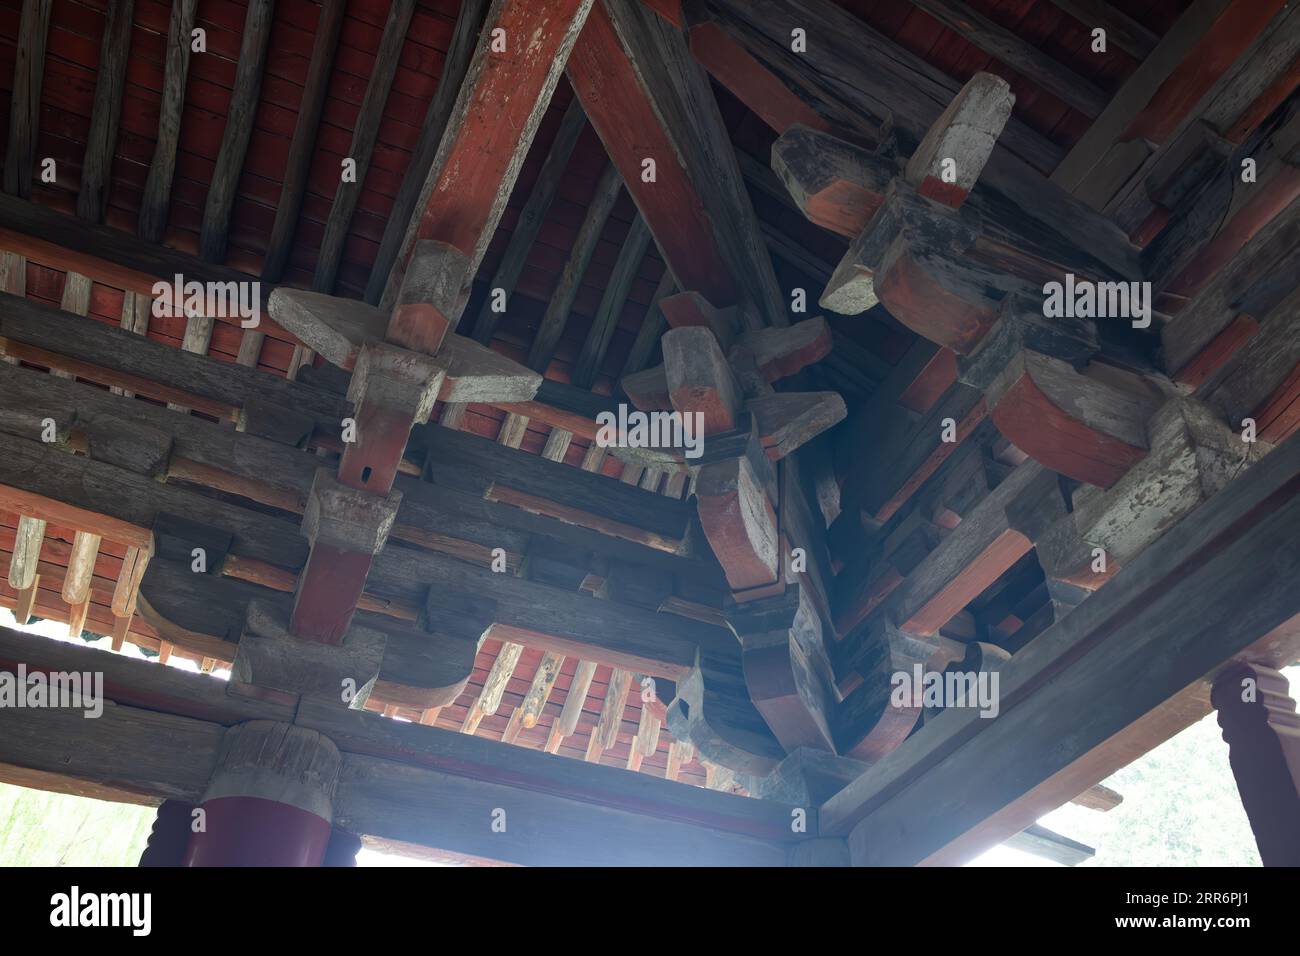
0 626 808 864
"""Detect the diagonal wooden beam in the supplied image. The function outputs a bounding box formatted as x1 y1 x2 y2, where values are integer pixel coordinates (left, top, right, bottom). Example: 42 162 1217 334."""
527 162 623 372
137 0 199 242
198 0 275 263
568 0 785 328
312 0 416 293
2 0 52 199
378 0 596 312
695 0 1063 173
469 96 588 346
260 0 346 281
902 0 1108 118
365 0 491 303
825 428 1300 863
1044 0 1158 60
571 214 652 388
77 0 135 223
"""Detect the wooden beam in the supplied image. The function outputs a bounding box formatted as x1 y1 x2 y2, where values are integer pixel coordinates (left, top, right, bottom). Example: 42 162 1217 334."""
572 214 652 388
138 0 199 242
312 0 416 293
260 0 345 280
378 0 595 311
545 658 597 753
0 627 803 865
527 163 623 372
1162 194 1300 378
696 0 1063 173
2 0 52 199
0 193 272 306
470 96 588 345
823 427 1300 863
0 291 349 426
76 0 135 223
1196 285 1300 432
904 72 1014 209
1121 0 1288 147
903 0 1108 117
1005 824 1095 865
1051 0 1233 197
685 19 832 135
462 640 524 734
620 269 675 377
365 0 491 303
199 0 274 263
1045 0 1158 60
568 0 785 327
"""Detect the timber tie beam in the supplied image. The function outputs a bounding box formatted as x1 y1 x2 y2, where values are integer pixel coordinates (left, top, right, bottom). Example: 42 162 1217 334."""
1 0 1299 873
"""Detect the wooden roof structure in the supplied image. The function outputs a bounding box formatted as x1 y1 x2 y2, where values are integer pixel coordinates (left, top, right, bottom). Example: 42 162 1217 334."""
0 0 1298 867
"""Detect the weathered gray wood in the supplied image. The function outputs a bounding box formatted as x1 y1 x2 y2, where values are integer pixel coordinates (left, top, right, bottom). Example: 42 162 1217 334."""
2 0 52 199
461 640 524 734
527 163 623 372
0 192 271 304
747 391 846 460
1045 0 1158 59
699 0 1063 172
471 96 588 345
77 0 135 222
0 290 351 425
267 288 386 368
516 650 564 731
824 427 1300 862
1162 194 1300 375
365 0 491 303
138 0 200 241
1197 285 1300 428
312 0 415 293
544 658 597 752
904 72 1013 206
663 325 743 433
412 544 735 679
7 514 44 590
0 688 221 804
413 420 694 542
0 628 800 865
904 0 1108 117
140 557 479 705
0 361 721 606
233 600 384 707
572 215 652 388
0 625 295 725
1103 3 1300 234
198 0 275 263
261 0 346 280
621 270 675 378
593 667 633 752
1005 824 1096 865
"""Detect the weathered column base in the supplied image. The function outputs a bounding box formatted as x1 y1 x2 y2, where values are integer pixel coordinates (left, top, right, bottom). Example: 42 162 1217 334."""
184 721 341 868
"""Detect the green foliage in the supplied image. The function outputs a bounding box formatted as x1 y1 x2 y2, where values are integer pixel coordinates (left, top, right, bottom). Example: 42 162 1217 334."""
0 783 154 866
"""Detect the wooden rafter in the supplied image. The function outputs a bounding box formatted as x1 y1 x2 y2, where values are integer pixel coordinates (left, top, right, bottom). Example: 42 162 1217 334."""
198 0 274 263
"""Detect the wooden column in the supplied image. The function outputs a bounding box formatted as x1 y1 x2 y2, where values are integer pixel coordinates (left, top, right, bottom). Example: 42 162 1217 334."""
1211 663 1300 866
138 800 196 867
184 721 340 867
